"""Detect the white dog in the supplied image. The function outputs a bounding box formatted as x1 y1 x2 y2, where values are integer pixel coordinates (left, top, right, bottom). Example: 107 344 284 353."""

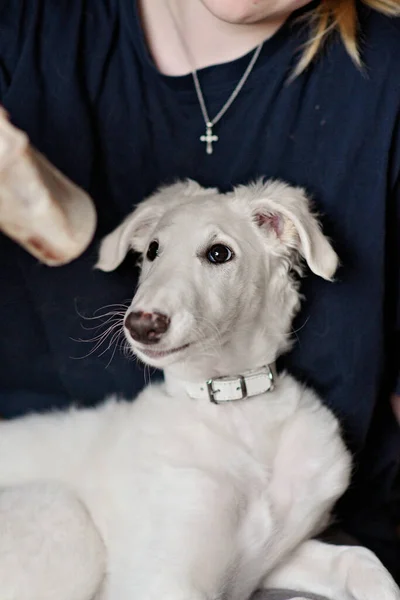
0 180 398 600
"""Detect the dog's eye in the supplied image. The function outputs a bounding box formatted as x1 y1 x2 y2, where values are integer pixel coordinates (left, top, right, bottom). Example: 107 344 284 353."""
146 240 159 262
206 244 233 264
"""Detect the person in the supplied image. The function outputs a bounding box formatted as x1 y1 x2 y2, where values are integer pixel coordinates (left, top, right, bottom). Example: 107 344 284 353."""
0 0 399 597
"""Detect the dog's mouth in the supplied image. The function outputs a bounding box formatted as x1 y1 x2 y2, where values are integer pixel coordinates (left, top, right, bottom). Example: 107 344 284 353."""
134 343 191 360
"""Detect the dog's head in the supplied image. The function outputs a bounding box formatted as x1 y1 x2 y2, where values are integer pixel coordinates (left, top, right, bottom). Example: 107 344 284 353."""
96 180 338 380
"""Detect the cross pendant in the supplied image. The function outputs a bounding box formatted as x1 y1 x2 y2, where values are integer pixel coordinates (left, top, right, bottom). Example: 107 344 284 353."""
200 122 218 155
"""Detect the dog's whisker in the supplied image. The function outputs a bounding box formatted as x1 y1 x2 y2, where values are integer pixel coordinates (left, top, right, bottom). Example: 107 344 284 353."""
71 318 125 360
92 301 130 315
98 329 124 357
74 300 129 321
291 316 310 336
72 320 123 345
105 331 126 368
144 363 151 386
79 314 125 332
122 339 134 359
97 328 125 358
73 304 128 362
78 311 126 325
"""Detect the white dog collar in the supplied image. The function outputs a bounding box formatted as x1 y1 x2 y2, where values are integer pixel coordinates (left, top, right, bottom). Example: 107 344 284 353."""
185 364 276 404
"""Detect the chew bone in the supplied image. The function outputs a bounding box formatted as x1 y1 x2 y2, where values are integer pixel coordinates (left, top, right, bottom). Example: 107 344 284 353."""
0 108 97 265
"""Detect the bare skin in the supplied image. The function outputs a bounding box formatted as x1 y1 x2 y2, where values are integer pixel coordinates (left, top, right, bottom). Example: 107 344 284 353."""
138 0 312 75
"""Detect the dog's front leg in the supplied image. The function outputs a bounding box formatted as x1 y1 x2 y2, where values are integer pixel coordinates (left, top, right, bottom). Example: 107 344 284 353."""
263 394 352 571
99 470 249 600
262 539 400 600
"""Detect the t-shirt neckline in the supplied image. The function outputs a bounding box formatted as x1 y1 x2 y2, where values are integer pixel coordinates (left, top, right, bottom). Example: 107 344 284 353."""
126 1 315 93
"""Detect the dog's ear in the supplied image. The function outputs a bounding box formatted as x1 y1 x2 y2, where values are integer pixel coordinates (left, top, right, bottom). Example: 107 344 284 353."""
244 180 339 280
96 180 216 272
95 204 160 272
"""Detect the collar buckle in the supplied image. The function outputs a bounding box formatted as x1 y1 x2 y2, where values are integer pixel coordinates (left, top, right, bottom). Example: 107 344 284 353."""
206 373 248 404
207 374 248 404
206 379 217 403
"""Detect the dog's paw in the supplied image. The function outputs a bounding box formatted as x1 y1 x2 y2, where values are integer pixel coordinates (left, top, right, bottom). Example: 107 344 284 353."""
338 546 400 600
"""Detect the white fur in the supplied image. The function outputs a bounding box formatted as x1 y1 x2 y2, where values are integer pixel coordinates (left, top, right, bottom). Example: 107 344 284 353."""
0 180 398 600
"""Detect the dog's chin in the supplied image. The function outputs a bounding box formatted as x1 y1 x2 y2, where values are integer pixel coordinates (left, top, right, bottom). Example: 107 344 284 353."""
132 342 192 368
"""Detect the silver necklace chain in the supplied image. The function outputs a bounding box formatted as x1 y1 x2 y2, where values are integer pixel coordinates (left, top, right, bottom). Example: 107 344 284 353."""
166 3 264 155
193 43 263 154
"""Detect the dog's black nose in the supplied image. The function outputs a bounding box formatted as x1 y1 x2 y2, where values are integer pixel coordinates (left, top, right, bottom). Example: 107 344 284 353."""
125 311 170 344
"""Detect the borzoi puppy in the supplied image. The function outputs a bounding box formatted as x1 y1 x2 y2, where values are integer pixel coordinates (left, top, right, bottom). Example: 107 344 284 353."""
0 180 398 600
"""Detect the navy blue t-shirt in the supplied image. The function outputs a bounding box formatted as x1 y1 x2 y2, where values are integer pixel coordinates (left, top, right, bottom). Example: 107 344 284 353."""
0 0 399 576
